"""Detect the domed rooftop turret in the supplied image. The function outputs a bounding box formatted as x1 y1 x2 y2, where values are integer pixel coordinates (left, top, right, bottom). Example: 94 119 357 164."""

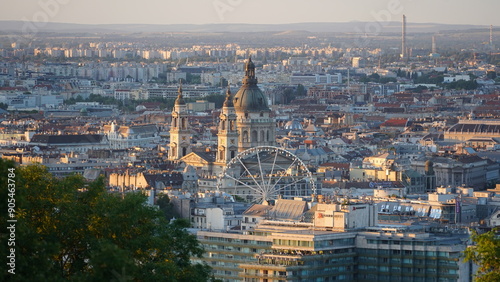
284 119 303 131
233 57 269 112
174 80 185 106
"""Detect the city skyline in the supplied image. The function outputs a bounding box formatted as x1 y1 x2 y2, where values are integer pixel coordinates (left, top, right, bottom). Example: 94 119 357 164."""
2 0 500 279
1 0 499 26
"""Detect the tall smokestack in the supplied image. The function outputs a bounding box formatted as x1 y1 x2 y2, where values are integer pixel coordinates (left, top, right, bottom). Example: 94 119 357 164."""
490 25 494 47
432 35 436 54
402 15 407 61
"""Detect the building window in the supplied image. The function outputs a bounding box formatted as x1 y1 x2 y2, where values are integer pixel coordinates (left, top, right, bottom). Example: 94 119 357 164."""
252 130 258 142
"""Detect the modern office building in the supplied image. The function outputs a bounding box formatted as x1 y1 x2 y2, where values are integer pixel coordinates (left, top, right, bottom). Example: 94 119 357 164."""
289 73 342 84
355 231 469 282
194 198 471 282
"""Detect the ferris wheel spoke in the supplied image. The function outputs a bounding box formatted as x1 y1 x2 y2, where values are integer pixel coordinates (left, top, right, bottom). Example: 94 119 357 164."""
224 173 263 195
270 159 297 191
256 151 267 194
269 175 310 196
248 196 264 204
236 156 264 191
272 164 289 171
266 151 279 192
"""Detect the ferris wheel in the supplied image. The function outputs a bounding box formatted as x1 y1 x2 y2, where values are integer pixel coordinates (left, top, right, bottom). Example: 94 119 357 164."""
216 146 316 204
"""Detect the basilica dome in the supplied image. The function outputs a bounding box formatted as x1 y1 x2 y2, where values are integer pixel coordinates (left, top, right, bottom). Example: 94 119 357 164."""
233 57 269 112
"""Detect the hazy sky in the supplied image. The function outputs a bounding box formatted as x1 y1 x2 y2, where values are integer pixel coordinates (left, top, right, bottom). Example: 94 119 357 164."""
1 0 498 26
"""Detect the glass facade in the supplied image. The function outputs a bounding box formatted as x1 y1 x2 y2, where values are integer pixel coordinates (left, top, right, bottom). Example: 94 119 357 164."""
196 231 469 282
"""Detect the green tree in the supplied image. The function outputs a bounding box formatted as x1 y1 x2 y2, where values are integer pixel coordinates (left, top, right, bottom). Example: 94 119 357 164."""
379 77 397 84
464 229 500 282
157 194 179 220
0 160 213 281
445 79 478 90
283 88 295 104
369 73 380 81
295 84 307 96
204 93 226 108
186 73 201 84
487 71 497 80
220 77 229 87
359 75 370 83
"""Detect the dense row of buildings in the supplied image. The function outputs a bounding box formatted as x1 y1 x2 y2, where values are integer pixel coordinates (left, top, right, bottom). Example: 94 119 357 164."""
2 54 500 281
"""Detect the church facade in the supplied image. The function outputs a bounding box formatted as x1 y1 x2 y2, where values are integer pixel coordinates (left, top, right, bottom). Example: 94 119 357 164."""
169 58 275 175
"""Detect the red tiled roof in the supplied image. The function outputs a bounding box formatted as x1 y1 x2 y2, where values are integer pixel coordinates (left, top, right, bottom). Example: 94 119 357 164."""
484 101 500 106
380 118 408 127
0 87 27 91
34 84 53 89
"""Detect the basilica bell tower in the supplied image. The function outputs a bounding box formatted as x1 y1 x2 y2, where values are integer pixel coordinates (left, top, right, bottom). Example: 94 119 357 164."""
169 83 192 161
216 86 239 164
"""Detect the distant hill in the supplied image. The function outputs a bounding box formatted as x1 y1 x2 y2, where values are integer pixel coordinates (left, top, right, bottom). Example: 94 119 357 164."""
0 20 489 34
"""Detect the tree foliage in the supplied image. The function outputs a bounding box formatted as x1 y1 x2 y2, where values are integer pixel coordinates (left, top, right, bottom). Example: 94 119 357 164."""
186 73 201 84
464 228 500 282
281 84 307 104
64 94 183 113
444 79 478 90
204 93 226 108
413 72 445 84
0 159 213 281
359 73 397 84
486 71 497 80
157 194 180 221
